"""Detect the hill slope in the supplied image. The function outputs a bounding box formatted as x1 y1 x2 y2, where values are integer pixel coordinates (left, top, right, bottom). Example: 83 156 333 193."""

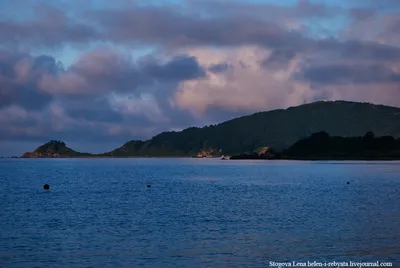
281 131 400 160
21 140 92 158
104 100 400 156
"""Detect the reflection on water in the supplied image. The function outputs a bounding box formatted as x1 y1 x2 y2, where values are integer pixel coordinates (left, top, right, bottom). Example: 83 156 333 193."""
0 158 399 267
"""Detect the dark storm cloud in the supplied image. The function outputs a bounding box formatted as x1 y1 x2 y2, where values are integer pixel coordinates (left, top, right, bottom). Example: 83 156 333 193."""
0 4 264 49
0 49 204 148
5 84 52 111
96 7 309 51
33 55 63 74
0 0 398 59
90 4 400 62
261 49 297 69
0 5 99 49
0 51 54 110
0 0 397 64
0 1 335 52
40 50 205 95
63 98 124 123
315 39 400 61
208 63 230 74
301 64 400 85
0 48 205 104
60 49 146 94
0 104 165 143
142 55 206 81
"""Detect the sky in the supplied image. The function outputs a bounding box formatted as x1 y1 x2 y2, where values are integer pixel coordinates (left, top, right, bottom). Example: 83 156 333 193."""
1 0 400 156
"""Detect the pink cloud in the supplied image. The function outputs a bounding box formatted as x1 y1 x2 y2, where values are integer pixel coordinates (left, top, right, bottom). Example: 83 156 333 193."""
173 45 400 115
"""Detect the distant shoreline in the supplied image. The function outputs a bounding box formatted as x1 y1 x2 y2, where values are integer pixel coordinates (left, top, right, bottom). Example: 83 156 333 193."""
17 156 218 159
9 156 400 161
15 101 400 160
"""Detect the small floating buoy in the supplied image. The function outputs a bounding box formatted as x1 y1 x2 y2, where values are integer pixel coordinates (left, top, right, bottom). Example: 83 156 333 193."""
43 184 50 190
146 184 151 188
347 182 350 185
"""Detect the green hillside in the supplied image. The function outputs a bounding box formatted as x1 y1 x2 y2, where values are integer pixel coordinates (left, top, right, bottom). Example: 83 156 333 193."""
105 100 400 157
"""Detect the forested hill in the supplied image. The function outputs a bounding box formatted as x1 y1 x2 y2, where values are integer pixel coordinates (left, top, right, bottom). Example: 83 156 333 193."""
281 131 400 160
104 100 400 157
21 140 92 158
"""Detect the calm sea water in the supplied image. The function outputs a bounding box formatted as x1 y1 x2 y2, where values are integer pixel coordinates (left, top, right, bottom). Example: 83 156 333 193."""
0 158 399 267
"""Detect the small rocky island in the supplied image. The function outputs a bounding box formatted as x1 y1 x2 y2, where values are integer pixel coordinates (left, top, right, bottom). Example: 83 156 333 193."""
21 140 92 158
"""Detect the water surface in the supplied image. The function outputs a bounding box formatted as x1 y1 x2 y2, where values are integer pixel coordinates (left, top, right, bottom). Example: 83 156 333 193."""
1 158 399 267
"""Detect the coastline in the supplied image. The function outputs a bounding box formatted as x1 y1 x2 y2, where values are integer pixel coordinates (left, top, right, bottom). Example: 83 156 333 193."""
13 156 400 161
17 156 221 159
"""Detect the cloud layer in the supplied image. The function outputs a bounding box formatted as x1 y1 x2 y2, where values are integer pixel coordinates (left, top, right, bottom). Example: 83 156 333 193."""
1 0 400 155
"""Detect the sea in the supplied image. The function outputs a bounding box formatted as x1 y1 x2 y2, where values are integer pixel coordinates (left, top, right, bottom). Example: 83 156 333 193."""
0 158 399 268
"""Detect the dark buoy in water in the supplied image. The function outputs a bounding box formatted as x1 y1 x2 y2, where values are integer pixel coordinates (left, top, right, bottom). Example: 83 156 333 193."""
347 181 350 185
43 184 50 190
146 184 151 188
